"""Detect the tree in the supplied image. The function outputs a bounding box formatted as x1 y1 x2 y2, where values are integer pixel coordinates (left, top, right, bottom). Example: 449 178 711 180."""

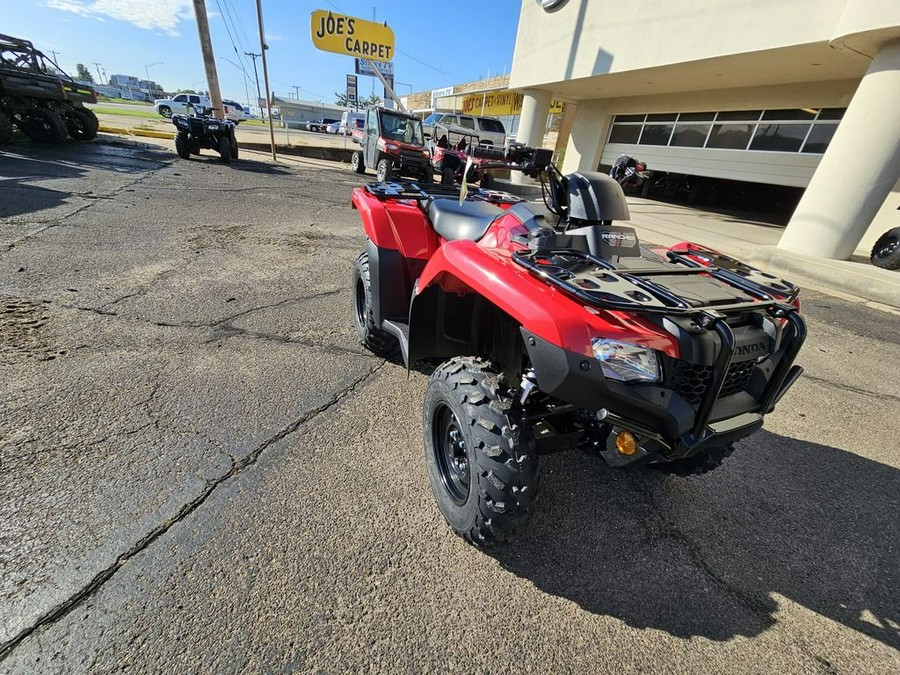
75 63 94 83
334 91 383 108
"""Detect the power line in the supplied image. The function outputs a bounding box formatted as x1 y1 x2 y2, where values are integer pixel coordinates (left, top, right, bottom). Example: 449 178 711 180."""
226 0 255 57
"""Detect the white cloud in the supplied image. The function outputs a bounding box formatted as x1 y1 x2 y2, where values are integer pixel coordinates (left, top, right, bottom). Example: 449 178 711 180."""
45 0 194 37
265 33 282 43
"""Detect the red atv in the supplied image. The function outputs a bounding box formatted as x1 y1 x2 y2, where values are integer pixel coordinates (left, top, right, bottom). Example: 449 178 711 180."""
428 122 502 189
350 145 806 546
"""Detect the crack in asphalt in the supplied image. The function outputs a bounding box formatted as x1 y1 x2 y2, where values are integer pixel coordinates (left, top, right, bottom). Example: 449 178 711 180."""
801 373 900 404
0 171 159 254
0 360 385 662
633 476 775 628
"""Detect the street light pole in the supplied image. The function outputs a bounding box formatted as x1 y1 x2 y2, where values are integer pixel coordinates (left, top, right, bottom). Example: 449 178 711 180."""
144 61 163 84
255 0 277 161
244 52 262 114
92 62 104 85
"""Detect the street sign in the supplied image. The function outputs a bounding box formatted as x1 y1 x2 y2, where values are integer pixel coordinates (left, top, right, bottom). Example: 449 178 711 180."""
346 74 357 103
310 10 394 62
355 58 394 77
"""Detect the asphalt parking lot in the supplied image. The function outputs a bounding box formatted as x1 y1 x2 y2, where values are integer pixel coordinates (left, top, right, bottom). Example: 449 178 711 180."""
0 139 898 674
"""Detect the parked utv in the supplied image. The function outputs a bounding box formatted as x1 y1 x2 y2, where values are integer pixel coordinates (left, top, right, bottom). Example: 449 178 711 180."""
350 106 432 183
350 144 807 546
428 122 503 188
0 33 99 144
172 109 238 163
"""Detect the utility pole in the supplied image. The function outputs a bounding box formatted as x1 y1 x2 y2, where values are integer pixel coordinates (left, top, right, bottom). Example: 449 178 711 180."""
92 62 104 84
48 50 60 63
255 0 277 161
245 51 262 111
191 0 224 118
292 85 301 100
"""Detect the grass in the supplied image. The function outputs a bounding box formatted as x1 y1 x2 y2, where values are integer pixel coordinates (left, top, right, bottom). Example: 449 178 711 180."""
89 106 162 120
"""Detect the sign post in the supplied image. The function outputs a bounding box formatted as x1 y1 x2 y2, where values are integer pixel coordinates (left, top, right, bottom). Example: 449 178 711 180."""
346 74 358 110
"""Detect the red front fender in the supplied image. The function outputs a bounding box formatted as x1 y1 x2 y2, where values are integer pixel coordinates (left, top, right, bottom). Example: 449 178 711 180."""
413 240 677 358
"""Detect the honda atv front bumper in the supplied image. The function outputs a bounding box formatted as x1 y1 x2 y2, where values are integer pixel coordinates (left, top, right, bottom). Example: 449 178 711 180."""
520 307 806 467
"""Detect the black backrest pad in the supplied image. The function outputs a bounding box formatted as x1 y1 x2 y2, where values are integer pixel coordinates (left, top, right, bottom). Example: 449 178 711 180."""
427 198 504 241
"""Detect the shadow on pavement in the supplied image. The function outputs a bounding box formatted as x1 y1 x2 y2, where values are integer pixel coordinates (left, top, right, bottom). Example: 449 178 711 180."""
229 158 296 175
490 430 899 647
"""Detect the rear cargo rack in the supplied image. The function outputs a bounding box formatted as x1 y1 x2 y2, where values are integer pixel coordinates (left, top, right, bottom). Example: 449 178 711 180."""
364 180 521 206
512 247 785 317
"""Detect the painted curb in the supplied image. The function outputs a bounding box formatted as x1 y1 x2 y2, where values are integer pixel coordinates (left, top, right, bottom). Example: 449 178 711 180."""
748 246 900 309
98 126 173 140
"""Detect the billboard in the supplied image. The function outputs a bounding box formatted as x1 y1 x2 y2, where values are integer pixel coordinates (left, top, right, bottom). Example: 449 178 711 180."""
355 58 394 77
460 91 565 117
346 74 358 102
310 10 394 62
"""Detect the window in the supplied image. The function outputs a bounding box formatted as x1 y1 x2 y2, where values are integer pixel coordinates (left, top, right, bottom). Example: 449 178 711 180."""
478 118 505 133
801 124 838 153
749 123 811 152
608 124 641 144
439 114 456 125
605 108 844 155
670 124 710 147
366 108 377 133
173 94 186 102
707 124 754 149
458 116 475 129
189 95 200 104
639 124 674 146
423 113 441 125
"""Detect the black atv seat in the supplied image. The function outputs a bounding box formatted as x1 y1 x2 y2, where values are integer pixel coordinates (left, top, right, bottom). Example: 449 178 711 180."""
427 198 503 241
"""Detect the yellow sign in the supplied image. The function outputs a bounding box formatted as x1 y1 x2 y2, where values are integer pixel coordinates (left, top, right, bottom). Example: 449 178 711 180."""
460 91 565 117
310 10 395 62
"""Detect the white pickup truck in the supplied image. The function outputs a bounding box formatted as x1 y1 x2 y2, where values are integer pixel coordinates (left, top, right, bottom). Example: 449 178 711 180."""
155 93 212 118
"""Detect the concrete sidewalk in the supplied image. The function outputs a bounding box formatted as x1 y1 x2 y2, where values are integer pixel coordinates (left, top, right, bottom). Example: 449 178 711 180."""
621 197 900 313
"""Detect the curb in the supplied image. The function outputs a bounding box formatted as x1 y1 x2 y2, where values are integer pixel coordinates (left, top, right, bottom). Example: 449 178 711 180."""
748 246 900 309
239 142 353 163
98 125 173 140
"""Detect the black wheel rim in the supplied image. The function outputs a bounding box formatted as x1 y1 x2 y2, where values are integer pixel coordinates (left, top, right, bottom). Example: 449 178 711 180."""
875 236 899 260
433 404 469 505
354 276 366 329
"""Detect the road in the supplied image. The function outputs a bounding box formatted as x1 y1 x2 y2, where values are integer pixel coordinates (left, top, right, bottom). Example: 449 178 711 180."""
0 139 898 674
86 103 354 149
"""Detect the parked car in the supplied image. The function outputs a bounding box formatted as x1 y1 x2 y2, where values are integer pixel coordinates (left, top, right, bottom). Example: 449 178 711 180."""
306 117 338 132
422 112 506 147
326 121 341 134
340 111 365 135
222 100 251 124
343 117 364 136
155 93 212 118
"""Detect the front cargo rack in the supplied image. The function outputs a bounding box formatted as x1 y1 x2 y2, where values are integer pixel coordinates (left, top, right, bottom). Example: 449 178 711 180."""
364 180 521 206
512 247 789 317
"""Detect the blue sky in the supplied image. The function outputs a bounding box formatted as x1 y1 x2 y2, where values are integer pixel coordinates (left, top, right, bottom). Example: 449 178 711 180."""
8 1 522 106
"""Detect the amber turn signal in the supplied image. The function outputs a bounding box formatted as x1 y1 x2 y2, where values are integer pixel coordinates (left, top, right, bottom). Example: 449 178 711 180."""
615 431 638 456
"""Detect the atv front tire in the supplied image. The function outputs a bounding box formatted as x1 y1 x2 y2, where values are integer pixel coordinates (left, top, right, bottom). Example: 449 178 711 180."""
18 108 68 144
376 158 393 182
351 150 366 174
651 444 735 477
230 131 239 160
440 167 455 185
66 108 98 141
424 358 539 546
218 135 232 164
352 251 400 358
175 130 191 159
870 228 900 270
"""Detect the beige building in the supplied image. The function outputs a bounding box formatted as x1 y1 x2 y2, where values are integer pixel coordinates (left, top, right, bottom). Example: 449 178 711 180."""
509 0 900 260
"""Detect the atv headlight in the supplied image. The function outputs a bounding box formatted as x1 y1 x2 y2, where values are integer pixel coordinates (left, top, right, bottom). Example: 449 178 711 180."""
591 339 660 382
208 124 219 130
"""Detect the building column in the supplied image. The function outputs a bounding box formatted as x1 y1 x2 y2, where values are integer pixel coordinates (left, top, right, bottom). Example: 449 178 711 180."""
511 88 552 184
561 100 610 175
779 40 900 259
